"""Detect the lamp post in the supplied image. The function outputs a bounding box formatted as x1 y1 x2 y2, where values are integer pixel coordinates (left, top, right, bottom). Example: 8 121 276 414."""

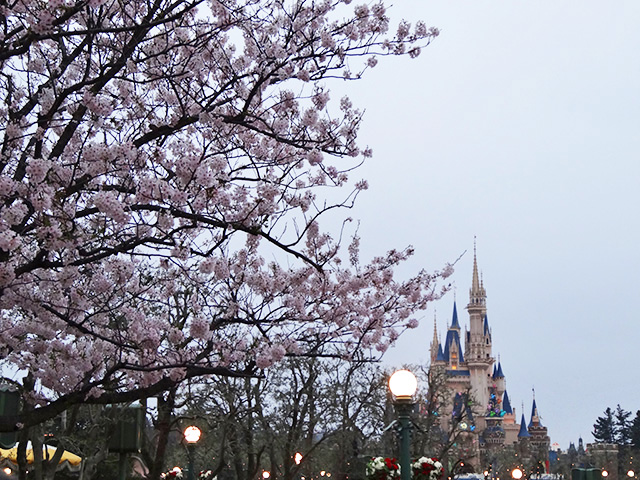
184 426 202 480
389 369 418 480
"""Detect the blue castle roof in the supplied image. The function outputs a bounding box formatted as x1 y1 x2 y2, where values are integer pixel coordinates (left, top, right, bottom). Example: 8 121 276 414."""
451 302 461 329
518 414 531 437
529 398 543 428
442 302 465 364
443 328 465 363
502 391 513 414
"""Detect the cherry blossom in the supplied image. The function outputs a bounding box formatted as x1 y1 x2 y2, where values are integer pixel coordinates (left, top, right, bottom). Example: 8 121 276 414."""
0 0 444 431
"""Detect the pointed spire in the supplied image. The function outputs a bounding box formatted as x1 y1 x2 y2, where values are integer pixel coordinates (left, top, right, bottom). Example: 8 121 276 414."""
518 413 531 438
430 312 440 363
483 314 490 336
495 362 504 378
451 302 460 330
503 391 513 414
529 391 542 428
436 343 445 362
468 238 486 307
432 312 439 346
471 239 480 292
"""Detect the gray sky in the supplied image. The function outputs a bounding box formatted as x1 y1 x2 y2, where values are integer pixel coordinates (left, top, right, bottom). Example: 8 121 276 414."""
338 1 640 450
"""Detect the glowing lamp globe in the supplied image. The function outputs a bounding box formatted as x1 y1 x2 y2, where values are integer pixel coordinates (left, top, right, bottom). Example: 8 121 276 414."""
627 471 635 478
388 370 418 400
184 425 202 444
602 471 609 478
512 469 523 480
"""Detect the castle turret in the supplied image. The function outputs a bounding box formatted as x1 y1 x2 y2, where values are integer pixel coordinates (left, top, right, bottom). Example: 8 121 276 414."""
527 394 550 466
502 391 520 444
494 361 506 395
465 243 493 411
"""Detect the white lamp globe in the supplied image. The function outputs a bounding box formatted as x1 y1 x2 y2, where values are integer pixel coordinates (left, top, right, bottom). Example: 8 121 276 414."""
388 369 418 399
184 425 202 444
512 469 523 480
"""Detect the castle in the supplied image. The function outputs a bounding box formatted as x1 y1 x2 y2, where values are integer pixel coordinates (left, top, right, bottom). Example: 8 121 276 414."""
429 247 550 472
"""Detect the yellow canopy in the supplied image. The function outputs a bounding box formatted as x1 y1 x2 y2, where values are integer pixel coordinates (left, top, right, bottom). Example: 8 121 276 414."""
0 445 82 471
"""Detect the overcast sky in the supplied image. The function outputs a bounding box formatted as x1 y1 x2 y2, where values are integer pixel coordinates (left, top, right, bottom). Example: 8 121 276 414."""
335 1 640 450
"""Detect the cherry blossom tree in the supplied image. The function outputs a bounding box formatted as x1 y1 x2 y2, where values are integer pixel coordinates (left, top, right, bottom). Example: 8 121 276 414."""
0 0 448 431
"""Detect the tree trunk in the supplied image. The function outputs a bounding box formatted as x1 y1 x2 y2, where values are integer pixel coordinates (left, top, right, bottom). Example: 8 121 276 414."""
148 388 177 480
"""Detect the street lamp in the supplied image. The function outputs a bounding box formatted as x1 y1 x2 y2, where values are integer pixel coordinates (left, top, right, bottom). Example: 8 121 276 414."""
511 468 523 480
389 369 418 480
184 426 202 480
627 471 635 478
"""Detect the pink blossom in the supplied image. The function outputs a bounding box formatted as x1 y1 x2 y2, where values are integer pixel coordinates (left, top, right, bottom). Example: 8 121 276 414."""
189 316 210 340
93 191 129 224
307 149 323 165
0 0 449 420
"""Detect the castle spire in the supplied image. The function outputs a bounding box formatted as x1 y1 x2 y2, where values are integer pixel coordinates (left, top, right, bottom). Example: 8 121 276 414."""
468 238 486 307
503 391 513 414
472 238 480 293
430 312 440 363
451 302 461 330
518 413 531 438
529 391 542 428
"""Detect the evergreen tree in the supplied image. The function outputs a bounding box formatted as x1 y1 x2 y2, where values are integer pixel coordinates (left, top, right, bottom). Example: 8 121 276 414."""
629 411 640 449
593 407 616 443
615 404 632 445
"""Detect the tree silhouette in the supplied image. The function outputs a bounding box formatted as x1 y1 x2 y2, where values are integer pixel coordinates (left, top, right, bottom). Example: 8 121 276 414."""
593 407 616 443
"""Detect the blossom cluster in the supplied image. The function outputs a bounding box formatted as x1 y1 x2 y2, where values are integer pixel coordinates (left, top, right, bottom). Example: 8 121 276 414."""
411 458 444 480
161 468 183 479
366 457 400 480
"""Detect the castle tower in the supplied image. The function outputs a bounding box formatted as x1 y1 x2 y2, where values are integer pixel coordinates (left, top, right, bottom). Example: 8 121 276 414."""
502 391 521 444
518 412 533 462
465 244 494 412
528 395 550 458
493 361 505 397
